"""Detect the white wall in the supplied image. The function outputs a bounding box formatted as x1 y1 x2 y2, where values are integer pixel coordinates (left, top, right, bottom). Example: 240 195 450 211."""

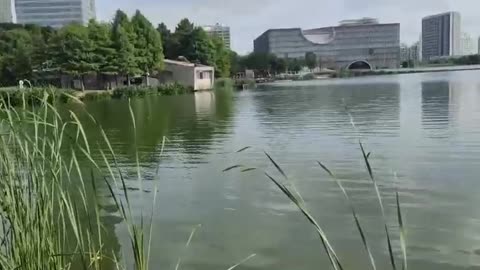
164 63 195 88
194 68 215 90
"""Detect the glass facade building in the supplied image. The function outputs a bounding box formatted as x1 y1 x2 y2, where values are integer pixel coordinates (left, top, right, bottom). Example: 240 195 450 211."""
421 12 461 60
15 0 95 28
254 19 400 70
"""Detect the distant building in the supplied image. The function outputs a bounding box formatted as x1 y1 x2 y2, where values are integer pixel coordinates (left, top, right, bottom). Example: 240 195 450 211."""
400 43 409 62
253 18 400 70
410 42 420 61
478 37 480 54
202 23 231 49
15 0 96 28
0 0 14 23
422 12 461 60
400 42 420 65
159 59 215 91
461 32 477 55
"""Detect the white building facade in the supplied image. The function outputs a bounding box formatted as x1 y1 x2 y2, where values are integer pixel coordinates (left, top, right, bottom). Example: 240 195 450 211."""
0 0 14 23
202 23 231 49
15 0 95 28
460 32 477 55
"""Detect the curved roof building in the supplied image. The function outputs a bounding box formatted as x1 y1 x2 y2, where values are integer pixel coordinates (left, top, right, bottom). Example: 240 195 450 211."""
254 19 400 70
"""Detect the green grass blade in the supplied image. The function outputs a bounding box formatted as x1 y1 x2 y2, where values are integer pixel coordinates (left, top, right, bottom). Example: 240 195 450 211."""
226 254 256 270
317 161 377 270
359 142 397 270
396 191 407 270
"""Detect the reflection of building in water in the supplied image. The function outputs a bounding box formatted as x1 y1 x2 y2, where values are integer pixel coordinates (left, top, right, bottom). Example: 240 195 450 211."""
447 80 480 131
421 81 452 129
194 92 216 116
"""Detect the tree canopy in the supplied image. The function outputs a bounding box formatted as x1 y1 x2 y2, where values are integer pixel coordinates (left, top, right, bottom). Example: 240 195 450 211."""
0 10 235 87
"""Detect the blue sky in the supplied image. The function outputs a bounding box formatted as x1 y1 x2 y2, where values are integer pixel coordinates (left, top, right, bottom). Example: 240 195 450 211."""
96 0 480 54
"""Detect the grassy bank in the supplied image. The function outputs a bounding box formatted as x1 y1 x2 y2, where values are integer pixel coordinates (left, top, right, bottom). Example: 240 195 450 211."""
0 82 194 105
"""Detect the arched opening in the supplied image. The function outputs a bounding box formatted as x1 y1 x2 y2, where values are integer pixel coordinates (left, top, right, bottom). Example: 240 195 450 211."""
347 60 372 70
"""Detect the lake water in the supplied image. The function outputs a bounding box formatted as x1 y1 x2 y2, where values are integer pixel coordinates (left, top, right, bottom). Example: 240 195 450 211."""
77 70 480 270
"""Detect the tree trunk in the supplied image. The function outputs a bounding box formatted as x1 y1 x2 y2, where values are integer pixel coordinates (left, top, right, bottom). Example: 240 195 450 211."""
145 73 150 86
81 75 85 91
127 74 131 86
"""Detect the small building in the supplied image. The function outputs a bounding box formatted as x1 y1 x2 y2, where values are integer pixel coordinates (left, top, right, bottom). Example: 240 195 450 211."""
159 59 215 91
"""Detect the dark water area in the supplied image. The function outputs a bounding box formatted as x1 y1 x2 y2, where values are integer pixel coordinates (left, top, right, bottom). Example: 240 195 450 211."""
73 70 480 270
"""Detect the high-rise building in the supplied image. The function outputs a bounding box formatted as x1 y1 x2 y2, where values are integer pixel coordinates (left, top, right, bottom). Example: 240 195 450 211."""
421 12 461 60
478 37 480 55
253 18 400 69
15 0 96 28
0 0 14 23
460 32 477 55
202 23 231 49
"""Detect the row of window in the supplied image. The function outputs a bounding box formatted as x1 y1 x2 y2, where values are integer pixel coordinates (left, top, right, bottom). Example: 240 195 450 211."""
18 8 82 15
17 13 83 22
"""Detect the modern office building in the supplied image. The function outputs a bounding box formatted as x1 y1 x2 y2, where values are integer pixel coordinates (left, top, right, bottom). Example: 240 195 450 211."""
253 18 400 70
460 32 477 55
15 0 95 28
0 0 14 23
421 12 461 60
202 23 231 49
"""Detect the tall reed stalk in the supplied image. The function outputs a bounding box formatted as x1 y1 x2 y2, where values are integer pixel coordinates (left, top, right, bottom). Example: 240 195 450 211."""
0 91 155 270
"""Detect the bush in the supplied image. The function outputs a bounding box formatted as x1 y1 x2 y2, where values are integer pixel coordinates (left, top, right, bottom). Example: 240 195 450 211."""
112 83 193 99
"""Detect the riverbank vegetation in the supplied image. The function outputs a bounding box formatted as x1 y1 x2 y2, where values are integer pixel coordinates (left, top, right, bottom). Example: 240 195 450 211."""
0 94 156 269
0 83 194 105
0 12 231 89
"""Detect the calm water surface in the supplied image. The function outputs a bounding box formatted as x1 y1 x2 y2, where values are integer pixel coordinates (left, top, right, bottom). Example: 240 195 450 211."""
77 70 480 270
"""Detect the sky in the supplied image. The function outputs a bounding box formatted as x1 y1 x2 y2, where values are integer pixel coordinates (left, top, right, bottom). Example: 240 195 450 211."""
96 0 480 54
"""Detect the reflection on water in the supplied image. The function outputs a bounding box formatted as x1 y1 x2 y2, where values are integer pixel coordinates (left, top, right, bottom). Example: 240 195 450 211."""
421 81 452 133
73 71 480 270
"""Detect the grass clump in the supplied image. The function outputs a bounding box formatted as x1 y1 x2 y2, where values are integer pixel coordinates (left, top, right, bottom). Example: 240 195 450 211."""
0 93 155 269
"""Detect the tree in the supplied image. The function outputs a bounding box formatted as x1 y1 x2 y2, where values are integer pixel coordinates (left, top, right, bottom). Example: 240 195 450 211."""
111 10 138 86
287 58 304 72
305 52 317 70
172 18 194 59
88 20 115 73
157 23 174 58
52 24 96 91
0 29 34 85
212 37 230 77
269 55 287 74
131 10 164 85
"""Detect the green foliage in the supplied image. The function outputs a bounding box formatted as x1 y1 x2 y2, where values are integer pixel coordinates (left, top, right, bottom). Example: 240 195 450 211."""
111 12 139 82
212 37 230 77
131 10 164 74
451 54 480 65
159 19 229 73
112 83 193 98
52 24 96 90
0 28 34 84
0 12 234 88
87 20 116 74
305 52 317 70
